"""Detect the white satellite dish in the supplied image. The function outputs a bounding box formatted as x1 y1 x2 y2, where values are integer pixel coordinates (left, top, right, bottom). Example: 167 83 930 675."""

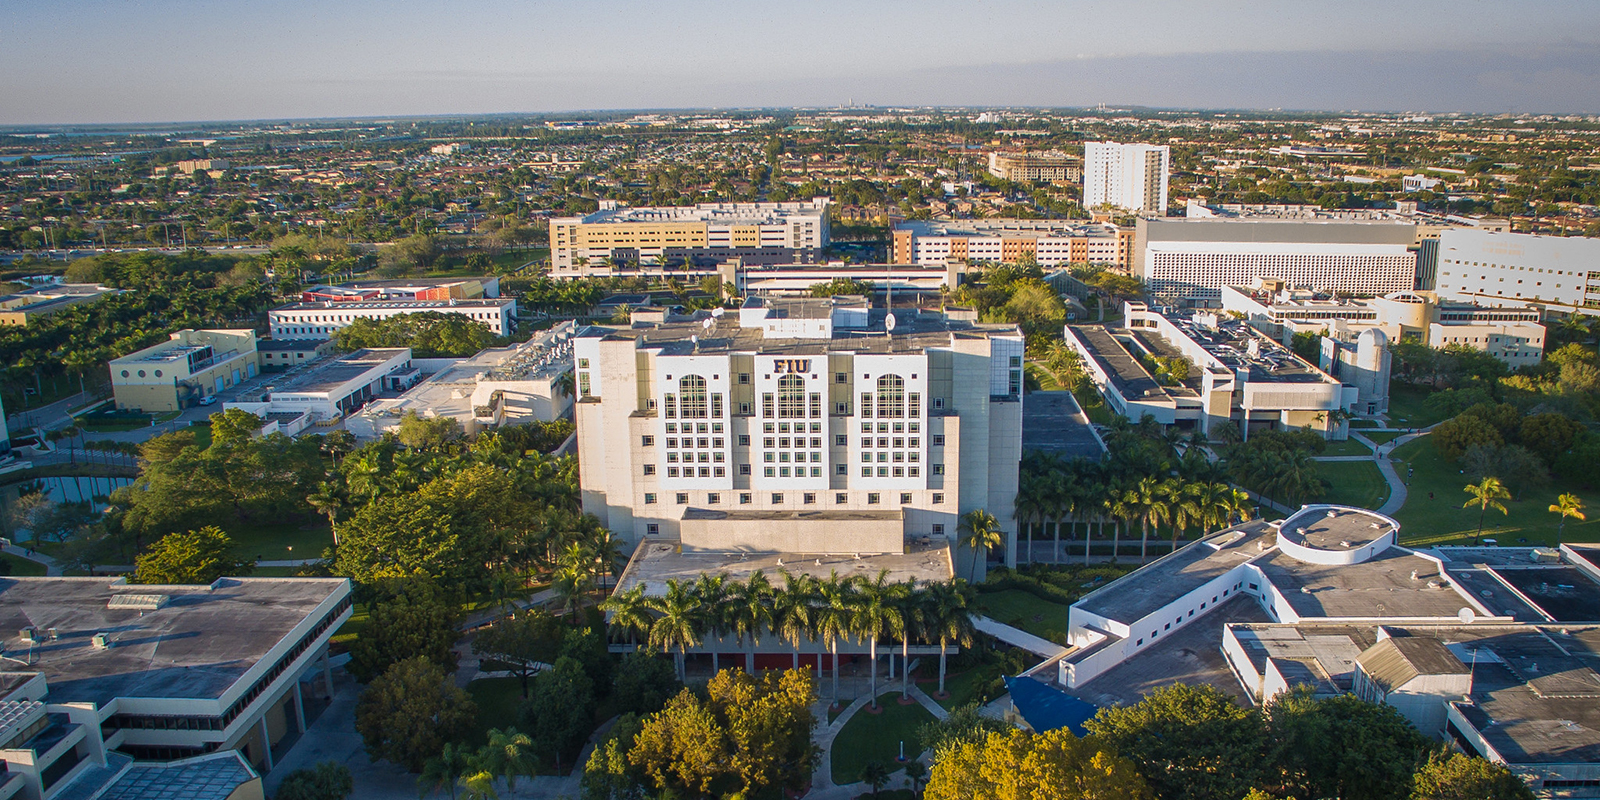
702 318 714 331
885 312 897 333
1458 607 1476 624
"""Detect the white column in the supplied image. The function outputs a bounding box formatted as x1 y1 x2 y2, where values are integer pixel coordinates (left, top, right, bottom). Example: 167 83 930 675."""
259 716 274 772
293 682 307 733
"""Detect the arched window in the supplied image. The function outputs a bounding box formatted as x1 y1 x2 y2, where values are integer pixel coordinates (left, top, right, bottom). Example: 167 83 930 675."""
679 375 708 419
777 375 806 418
876 374 905 418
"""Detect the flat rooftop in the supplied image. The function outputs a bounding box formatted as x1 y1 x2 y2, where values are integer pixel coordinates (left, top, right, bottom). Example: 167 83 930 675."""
582 308 1019 357
1075 522 1277 625
1021 391 1106 460
1280 506 1395 552
894 219 1115 238
1488 566 1600 623
1144 217 1421 245
265 348 407 395
615 539 953 597
1158 313 1329 384
273 298 511 312
0 578 347 706
1252 548 1476 619
1070 595 1273 708
1068 326 1166 402
257 339 329 352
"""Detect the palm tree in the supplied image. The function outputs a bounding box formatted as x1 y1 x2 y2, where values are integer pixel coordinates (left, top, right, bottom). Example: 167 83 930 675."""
1013 473 1047 565
904 760 929 797
893 580 925 700
419 742 476 800
647 580 702 681
923 581 974 697
957 509 1003 583
852 570 905 708
1127 476 1170 562
306 481 345 545
600 585 653 646
692 573 731 673
478 728 538 791
1051 471 1079 566
1549 493 1587 546
1462 477 1512 546
815 572 857 703
860 761 891 798
772 570 817 671
457 768 499 800
1160 478 1201 554
730 570 774 673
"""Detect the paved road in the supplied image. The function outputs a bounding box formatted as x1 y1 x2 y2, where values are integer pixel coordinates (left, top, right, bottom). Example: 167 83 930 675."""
4 391 97 432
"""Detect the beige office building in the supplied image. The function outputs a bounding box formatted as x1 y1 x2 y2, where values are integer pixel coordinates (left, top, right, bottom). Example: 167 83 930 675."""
111 329 260 412
574 296 1024 579
892 219 1133 271
551 198 831 276
987 151 1082 184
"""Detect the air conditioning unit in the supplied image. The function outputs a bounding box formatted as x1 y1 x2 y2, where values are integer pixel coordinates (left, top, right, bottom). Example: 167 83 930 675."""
91 633 110 651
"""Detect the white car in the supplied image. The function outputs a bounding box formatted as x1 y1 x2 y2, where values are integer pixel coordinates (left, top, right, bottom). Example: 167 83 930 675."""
198 396 217 406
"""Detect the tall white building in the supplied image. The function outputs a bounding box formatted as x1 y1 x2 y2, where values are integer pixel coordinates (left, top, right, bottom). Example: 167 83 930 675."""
1435 228 1600 316
573 297 1024 579
1083 142 1170 213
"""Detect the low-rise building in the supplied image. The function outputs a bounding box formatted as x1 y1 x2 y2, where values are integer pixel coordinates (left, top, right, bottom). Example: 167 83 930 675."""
1064 303 1350 438
268 298 517 341
0 576 350 791
346 322 576 439
1221 282 1546 368
891 219 1132 271
111 330 260 412
256 339 337 372
232 348 413 422
0 284 117 327
1436 228 1600 317
302 277 500 303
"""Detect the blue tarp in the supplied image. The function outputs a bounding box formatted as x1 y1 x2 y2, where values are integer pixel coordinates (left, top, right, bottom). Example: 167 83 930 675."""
1004 676 1099 736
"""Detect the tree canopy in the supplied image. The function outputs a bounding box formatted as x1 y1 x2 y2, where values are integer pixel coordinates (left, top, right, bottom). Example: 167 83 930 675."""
331 310 496 357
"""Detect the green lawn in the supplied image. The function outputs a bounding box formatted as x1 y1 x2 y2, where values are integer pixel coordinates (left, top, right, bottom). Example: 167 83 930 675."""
1386 384 1450 429
1391 438 1600 547
80 417 152 432
464 676 526 745
223 518 334 562
0 553 48 577
931 666 1000 711
830 696 935 784
1348 419 1380 429
1320 438 1372 457
1316 460 1390 511
1363 430 1405 446
972 589 1072 644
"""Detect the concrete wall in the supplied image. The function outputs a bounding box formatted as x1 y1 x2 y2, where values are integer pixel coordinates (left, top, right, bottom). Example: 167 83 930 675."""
678 514 902 554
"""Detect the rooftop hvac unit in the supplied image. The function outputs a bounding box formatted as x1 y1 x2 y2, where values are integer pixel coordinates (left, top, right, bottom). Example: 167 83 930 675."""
91 633 110 651
18 627 38 644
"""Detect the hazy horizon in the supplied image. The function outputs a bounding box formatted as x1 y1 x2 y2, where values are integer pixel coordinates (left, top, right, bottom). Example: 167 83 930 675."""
5 0 1600 126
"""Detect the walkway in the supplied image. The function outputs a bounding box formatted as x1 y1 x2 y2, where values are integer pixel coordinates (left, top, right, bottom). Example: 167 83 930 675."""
2 544 59 576
806 673 945 800
970 615 1067 660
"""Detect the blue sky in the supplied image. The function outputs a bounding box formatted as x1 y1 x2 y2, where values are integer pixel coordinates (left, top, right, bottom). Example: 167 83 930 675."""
3 0 1599 124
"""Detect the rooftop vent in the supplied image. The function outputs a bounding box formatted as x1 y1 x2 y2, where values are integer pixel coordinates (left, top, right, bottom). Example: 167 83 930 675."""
90 633 110 651
1326 511 1337 519
108 594 168 611
18 627 39 644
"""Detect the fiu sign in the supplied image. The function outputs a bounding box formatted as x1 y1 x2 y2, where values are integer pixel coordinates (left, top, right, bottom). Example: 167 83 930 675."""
770 359 812 374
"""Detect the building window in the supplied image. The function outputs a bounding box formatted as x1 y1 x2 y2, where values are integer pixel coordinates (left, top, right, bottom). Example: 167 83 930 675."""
777 375 806 418
738 373 750 384
771 493 784 504
933 463 944 475
579 373 591 396
932 434 944 446
739 434 750 446
868 493 880 504
860 392 873 417
740 493 752 504
708 493 720 504
647 523 660 536
765 467 776 477
643 464 656 475
836 464 847 475
740 464 751 475
932 397 944 410
739 402 752 415
804 493 817 504
876 374 905 418
862 467 872 477
642 435 655 446
835 372 847 384
679 375 708 418
836 435 847 446
644 493 657 504
762 393 775 417
578 358 590 369
836 493 847 504
932 524 945 536
898 493 911 504
932 493 944 504
667 467 679 477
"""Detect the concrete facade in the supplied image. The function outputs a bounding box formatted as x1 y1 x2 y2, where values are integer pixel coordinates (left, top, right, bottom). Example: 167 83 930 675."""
111 329 260 412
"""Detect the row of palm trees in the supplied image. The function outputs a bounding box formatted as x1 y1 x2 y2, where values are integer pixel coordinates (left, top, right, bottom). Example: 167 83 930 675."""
1012 453 1257 566
601 569 977 709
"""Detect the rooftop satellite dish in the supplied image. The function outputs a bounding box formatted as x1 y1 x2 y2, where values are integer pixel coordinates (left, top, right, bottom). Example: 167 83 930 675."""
885 312 897 333
1458 607 1476 624
702 318 714 331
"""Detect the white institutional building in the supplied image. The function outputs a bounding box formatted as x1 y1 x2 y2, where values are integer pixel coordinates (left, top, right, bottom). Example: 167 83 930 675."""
574 296 1024 579
1083 142 1170 214
1435 228 1600 317
551 199 831 276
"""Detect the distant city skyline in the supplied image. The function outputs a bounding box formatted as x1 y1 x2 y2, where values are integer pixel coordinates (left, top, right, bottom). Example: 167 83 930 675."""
4 0 1600 125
